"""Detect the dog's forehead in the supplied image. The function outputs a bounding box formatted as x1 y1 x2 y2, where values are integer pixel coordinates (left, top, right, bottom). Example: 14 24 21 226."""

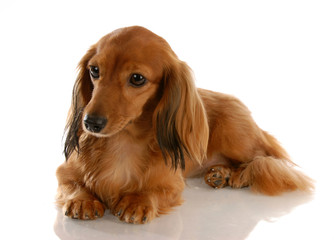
97 27 171 58
92 26 172 71
99 27 160 49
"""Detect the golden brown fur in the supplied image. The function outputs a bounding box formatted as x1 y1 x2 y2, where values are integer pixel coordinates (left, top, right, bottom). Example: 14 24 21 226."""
56 26 313 224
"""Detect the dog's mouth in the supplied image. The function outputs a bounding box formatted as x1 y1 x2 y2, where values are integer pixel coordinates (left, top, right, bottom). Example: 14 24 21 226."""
83 114 133 137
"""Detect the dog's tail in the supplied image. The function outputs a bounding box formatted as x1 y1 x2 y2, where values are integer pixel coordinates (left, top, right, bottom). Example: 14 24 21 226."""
243 131 314 195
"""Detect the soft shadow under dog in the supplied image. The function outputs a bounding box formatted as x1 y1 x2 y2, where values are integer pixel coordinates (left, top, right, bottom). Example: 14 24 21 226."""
54 178 313 240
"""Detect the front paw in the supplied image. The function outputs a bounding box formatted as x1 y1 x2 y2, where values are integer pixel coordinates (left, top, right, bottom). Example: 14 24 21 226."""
63 199 105 220
113 194 157 224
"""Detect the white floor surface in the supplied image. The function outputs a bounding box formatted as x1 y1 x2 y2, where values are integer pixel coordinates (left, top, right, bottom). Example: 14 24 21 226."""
52 178 333 240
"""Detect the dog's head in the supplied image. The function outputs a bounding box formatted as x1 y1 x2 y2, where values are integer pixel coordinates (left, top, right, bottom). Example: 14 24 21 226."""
64 26 209 169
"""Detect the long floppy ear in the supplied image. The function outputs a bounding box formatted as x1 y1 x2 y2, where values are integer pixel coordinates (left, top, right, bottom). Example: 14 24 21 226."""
153 60 209 170
63 46 96 160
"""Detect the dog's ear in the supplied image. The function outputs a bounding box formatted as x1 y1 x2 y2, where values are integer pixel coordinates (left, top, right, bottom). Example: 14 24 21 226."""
64 46 96 160
153 60 209 170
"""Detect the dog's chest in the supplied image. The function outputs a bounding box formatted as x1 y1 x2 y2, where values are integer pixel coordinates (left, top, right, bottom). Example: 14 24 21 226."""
88 135 146 194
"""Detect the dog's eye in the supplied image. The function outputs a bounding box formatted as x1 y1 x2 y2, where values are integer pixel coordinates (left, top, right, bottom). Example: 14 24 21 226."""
90 66 100 79
129 74 147 87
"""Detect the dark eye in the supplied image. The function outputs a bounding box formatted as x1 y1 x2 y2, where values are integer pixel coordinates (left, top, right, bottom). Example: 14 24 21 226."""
129 74 147 87
89 66 100 79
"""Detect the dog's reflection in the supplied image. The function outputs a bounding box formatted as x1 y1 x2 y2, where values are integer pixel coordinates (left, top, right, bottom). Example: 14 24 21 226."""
54 179 313 240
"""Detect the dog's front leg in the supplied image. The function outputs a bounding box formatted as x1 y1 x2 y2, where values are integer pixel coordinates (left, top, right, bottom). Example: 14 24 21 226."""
56 163 105 220
112 190 182 224
112 173 185 224
113 193 158 224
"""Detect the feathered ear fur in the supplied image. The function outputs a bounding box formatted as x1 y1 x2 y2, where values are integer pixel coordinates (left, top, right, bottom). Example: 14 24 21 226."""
154 59 209 170
64 46 96 160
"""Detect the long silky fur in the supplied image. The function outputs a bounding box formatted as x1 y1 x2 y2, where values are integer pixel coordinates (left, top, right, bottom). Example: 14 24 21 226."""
155 72 187 170
63 46 95 160
63 104 83 160
154 61 208 170
156 111 187 170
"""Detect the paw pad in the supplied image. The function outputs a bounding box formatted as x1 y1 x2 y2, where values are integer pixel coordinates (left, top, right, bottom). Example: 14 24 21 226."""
205 166 231 189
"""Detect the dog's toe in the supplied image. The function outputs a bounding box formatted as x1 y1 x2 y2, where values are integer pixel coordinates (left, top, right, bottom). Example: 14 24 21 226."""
63 199 105 220
113 194 157 224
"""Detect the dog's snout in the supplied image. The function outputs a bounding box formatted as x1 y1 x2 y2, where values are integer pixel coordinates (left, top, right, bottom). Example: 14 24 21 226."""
84 114 107 133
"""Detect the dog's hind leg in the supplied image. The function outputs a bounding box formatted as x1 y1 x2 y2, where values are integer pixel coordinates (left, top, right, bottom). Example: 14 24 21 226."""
204 130 314 195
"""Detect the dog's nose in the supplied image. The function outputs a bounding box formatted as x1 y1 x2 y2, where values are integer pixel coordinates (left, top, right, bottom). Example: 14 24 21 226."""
83 114 107 133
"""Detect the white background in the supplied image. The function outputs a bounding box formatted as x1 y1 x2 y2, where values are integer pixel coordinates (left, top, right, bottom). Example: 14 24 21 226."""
0 0 333 239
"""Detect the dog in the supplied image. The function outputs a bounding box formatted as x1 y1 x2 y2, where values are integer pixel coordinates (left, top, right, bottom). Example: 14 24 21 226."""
56 26 313 224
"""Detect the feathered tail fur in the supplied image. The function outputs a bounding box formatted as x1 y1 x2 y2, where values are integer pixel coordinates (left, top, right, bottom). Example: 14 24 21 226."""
245 131 314 195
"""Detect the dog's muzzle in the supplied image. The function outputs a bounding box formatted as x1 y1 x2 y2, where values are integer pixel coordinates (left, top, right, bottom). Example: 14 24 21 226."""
83 114 107 133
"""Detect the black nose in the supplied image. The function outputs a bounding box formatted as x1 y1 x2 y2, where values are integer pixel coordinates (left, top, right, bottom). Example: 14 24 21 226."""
83 114 107 133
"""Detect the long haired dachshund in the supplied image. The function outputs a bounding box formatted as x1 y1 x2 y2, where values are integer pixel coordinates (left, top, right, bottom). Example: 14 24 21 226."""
56 26 313 224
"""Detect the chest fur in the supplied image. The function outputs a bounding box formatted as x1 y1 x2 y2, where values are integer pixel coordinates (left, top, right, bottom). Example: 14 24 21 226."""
82 133 149 200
